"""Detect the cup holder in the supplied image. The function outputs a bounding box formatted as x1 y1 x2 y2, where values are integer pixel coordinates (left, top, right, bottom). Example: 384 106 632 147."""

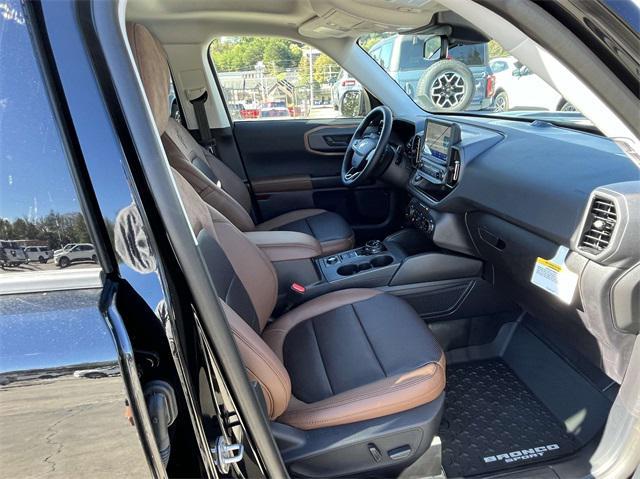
336 256 393 276
337 262 372 276
370 255 393 268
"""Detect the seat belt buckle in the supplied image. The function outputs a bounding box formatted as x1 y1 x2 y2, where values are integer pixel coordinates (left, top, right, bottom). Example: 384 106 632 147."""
278 282 306 315
290 282 306 295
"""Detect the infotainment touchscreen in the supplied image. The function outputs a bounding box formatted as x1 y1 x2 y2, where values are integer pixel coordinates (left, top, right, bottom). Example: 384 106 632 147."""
422 120 460 163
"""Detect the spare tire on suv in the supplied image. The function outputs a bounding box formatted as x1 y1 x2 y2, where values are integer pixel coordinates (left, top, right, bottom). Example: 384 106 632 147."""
416 59 474 112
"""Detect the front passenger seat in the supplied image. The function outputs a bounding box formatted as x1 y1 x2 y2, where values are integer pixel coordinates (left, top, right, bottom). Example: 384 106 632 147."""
171 166 446 475
127 23 354 255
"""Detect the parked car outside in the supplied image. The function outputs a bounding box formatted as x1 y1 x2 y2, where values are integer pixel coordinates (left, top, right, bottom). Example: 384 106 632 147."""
331 69 361 111
239 102 260 119
259 100 290 118
227 102 246 120
367 35 494 111
0 240 28 268
229 102 264 120
490 56 574 112
53 243 77 256
54 243 97 268
23 245 53 263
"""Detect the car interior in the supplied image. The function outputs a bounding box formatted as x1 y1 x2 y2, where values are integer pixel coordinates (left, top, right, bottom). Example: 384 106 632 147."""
114 1 638 478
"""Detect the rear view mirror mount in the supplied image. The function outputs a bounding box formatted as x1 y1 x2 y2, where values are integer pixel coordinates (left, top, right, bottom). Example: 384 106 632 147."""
416 10 490 61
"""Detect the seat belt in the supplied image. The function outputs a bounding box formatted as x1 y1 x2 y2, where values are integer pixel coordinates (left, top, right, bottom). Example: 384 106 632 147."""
187 87 217 155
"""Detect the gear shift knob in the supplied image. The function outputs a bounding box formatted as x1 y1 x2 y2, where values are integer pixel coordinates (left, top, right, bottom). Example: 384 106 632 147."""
364 240 384 255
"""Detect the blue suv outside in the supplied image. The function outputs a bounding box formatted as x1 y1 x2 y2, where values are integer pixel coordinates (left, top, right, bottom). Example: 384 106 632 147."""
368 35 494 111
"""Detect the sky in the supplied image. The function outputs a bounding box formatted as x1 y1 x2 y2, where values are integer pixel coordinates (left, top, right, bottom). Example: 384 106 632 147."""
1 0 82 221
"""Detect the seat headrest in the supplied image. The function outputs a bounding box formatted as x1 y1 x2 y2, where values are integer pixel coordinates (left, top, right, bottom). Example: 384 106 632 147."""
126 23 170 135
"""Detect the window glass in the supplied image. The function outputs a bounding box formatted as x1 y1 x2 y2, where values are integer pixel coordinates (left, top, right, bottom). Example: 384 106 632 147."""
209 37 367 120
378 41 393 69
369 46 381 64
358 33 582 121
0 1 99 275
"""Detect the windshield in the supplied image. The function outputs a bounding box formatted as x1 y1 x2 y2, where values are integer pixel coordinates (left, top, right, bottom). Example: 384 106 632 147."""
358 33 587 124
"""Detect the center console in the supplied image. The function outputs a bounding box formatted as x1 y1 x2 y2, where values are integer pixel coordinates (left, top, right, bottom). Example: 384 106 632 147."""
318 240 406 285
264 118 480 310
273 232 481 308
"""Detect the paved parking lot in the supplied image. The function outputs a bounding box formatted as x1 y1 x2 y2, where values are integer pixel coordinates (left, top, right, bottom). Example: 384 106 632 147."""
0 375 150 478
308 104 341 118
0 261 99 274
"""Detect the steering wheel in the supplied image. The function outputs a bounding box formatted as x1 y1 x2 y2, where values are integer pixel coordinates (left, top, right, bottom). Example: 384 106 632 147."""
341 106 393 186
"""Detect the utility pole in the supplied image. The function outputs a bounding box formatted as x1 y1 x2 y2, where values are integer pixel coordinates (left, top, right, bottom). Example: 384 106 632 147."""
255 61 266 102
308 49 314 110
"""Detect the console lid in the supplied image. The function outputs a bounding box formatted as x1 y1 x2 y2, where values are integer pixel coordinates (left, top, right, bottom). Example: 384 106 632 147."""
246 231 322 262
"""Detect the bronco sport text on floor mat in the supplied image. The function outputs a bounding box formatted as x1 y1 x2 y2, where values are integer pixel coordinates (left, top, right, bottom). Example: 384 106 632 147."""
439 359 578 477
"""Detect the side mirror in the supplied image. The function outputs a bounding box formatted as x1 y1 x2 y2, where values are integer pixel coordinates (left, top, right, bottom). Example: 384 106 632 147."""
512 68 521 77
340 90 365 117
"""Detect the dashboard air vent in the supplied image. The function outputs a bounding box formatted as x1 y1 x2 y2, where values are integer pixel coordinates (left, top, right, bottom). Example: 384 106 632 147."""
580 197 617 253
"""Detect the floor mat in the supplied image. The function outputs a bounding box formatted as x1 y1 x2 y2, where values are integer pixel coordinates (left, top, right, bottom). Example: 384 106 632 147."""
439 359 578 478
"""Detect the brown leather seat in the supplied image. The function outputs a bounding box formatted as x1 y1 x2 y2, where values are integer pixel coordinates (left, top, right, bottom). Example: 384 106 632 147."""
127 22 445 433
127 23 354 255
171 168 445 430
262 289 445 429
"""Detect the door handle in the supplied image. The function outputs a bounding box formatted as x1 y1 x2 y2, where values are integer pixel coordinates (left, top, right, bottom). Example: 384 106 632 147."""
323 135 350 147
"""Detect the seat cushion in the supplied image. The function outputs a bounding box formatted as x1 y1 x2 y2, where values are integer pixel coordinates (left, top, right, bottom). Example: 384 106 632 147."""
256 209 354 255
262 289 445 430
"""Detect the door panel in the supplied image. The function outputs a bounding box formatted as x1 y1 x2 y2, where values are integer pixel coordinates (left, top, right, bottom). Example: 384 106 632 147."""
234 118 356 178
233 119 403 239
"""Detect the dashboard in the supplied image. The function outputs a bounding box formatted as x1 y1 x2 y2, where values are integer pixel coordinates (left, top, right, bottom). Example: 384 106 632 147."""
384 115 638 260
382 114 639 382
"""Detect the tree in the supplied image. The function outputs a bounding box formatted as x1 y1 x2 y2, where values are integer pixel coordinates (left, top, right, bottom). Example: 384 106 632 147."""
209 36 304 73
289 43 303 67
359 33 390 52
297 53 311 86
0 219 13 240
263 39 297 73
488 40 509 59
0 211 91 249
313 54 339 84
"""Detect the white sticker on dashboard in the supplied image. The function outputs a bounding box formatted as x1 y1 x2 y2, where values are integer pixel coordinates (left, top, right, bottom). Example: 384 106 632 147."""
530 246 578 304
